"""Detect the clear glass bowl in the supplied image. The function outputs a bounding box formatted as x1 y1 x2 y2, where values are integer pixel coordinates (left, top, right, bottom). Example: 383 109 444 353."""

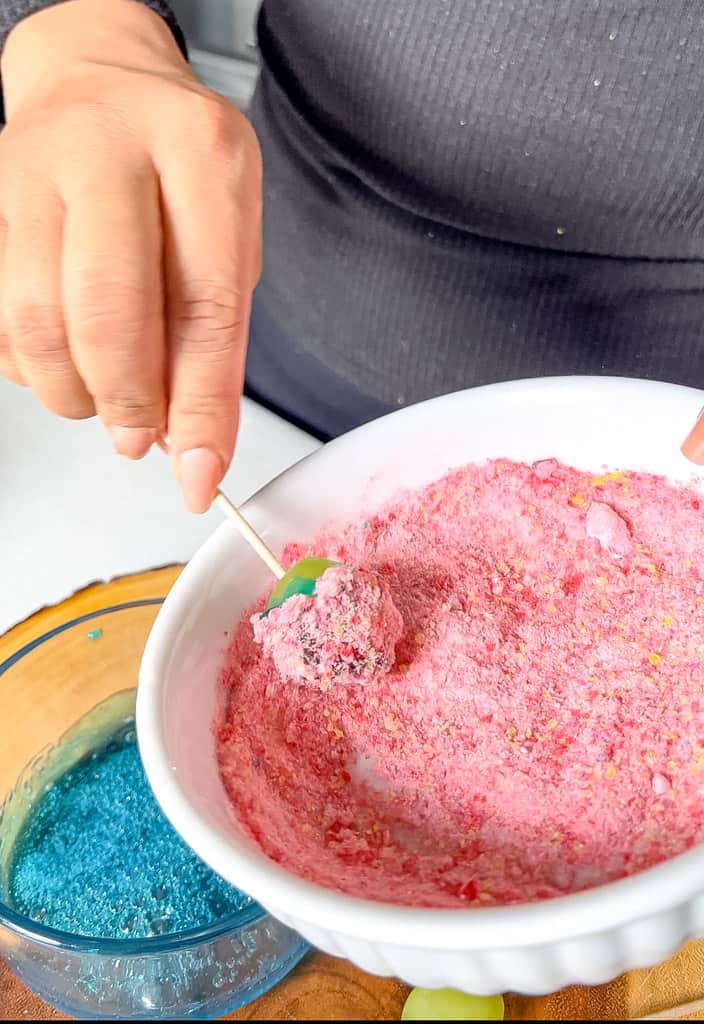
0 597 307 1019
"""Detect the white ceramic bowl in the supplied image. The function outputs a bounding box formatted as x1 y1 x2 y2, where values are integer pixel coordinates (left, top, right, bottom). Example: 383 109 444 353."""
138 377 704 996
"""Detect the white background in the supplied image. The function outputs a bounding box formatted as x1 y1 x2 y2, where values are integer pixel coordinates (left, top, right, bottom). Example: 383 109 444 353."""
0 379 319 634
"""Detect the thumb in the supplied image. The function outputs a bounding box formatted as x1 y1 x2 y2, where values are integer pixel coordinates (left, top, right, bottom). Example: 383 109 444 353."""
681 408 704 464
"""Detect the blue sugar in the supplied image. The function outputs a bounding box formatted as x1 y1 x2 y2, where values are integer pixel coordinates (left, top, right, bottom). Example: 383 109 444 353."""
9 727 252 939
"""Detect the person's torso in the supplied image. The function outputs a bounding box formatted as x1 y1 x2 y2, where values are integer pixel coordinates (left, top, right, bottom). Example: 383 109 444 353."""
258 0 704 259
246 1 704 436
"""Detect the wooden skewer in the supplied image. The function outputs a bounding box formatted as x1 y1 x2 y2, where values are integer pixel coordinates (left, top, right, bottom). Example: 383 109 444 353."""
213 489 286 580
634 994 704 1020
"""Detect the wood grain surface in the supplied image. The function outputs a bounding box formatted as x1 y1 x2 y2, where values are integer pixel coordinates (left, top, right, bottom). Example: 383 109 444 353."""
1 570 703 1021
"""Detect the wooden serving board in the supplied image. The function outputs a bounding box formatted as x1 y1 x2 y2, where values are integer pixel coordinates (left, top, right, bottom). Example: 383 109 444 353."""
1 568 703 1021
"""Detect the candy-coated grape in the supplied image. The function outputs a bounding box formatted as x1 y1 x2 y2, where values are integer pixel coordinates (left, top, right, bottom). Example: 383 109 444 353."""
402 987 504 1020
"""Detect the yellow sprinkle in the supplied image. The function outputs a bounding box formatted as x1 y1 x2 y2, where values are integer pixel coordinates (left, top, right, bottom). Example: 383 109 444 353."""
604 763 618 779
662 615 674 627
332 727 344 739
595 576 608 586
644 751 656 766
570 493 585 507
667 759 680 773
684 559 692 569
573 841 585 851
648 652 662 667
591 470 625 486
547 718 559 730
550 830 563 842
547 604 557 614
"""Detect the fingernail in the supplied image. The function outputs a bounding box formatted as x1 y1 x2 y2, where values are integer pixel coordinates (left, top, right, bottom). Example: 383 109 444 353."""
681 408 704 464
110 426 157 460
179 448 222 513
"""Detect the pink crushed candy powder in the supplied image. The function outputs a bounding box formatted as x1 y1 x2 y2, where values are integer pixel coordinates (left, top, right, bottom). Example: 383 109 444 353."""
586 500 634 558
216 459 704 908
251 566 404 689
652 772 671 795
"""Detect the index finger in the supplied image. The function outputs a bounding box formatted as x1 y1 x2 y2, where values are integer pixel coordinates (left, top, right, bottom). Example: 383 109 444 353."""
158 124 261 513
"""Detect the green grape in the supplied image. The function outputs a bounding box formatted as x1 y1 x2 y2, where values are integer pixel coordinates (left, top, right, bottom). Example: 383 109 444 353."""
402 986 504 1021
265 557 340 613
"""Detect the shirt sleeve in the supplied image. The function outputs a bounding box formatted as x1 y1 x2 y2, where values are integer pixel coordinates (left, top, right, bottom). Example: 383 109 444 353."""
0 0 187 123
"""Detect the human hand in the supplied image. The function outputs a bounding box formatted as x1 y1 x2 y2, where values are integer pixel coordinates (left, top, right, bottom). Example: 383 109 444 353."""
0 0 261 511
682 409 704 465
